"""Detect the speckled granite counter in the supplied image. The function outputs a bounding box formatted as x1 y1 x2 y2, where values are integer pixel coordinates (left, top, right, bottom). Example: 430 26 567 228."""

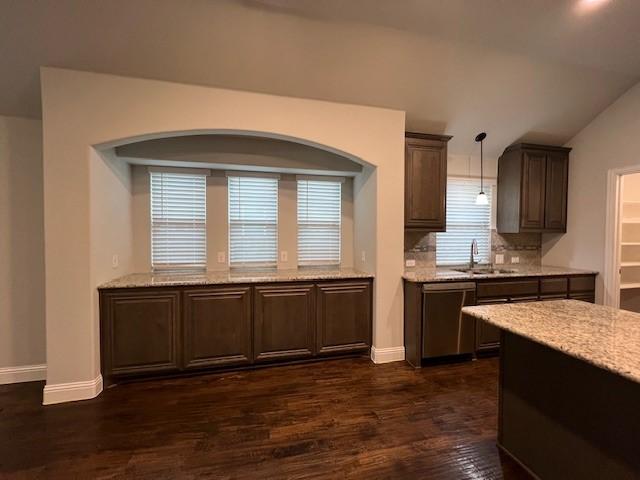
403 265 597 283
98 268 374 289
463 300 640 384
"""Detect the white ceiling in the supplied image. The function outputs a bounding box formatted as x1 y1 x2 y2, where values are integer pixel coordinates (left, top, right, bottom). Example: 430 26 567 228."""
1 0 639 157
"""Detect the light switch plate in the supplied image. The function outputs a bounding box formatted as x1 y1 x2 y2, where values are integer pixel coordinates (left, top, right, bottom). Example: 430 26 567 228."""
217 251 226 263
511 256 520 264
111 254 119 268
280 251 288 262
495 254 504 265
361 251 366 263
405 259 416 267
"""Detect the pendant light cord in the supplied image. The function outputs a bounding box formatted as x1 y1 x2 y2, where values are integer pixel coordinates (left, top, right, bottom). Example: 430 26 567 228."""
480 140 484 193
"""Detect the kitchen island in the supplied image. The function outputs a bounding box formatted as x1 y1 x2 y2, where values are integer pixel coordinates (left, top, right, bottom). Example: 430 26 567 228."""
462 300 640 479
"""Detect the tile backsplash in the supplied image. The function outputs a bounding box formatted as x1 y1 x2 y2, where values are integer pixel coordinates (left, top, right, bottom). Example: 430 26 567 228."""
405 230 541 268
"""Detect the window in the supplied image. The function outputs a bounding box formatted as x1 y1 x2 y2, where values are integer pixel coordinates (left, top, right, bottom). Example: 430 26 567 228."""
150 171 207 271
297 179 341 266
228 175 278 267
436 178 492 266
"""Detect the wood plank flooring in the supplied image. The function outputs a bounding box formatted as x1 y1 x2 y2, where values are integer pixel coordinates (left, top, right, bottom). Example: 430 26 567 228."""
0 357 530 479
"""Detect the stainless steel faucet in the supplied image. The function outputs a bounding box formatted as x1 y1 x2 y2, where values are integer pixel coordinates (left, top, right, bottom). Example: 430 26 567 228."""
469 239 479 269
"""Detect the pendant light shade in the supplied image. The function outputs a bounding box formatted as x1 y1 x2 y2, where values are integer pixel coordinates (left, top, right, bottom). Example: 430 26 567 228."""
475 191 489 205
475 132 487 205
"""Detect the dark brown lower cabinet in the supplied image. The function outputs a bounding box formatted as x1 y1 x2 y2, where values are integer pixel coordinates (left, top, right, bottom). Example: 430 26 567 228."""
183 287 252 370
316 281 372 355
475 299 504 354
100 278 372 384
406 273 597 361
253 284 315 362
100 289 181 380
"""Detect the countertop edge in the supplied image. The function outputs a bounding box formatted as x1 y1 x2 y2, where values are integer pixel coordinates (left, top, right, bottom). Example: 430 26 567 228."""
402 267 599 283
98 271 375 290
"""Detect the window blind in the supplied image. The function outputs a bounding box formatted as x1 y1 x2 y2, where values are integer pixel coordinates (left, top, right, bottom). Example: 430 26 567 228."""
297 179 341 266
150 171 207 271
436 179 492 266
228 175 278 267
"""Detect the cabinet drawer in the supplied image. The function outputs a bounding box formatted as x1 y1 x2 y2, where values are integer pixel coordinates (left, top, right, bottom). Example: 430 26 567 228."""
569 275 595 293
540 277 568 295
569 293 595 303
477 280 539 299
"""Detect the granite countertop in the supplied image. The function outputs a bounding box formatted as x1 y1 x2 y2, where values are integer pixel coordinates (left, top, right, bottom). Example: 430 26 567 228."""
462 300 640 384
402 264 598 283
98 267 374 289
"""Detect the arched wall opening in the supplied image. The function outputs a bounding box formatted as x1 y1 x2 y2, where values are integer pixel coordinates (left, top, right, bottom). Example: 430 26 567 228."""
41 68 405 404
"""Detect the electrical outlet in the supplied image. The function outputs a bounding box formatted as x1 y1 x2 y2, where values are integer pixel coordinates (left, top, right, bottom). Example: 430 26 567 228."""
217 251 226 263
111 254 119 268
511 256 520 264
495 254 504 265
405 259 416 268
280 251 288 262
361 251 366 263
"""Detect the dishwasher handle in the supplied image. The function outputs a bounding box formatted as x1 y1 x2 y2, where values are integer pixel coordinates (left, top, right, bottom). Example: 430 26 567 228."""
422 282 476 292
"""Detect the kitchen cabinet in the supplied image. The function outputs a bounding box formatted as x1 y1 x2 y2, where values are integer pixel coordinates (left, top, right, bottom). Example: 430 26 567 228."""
568 275 596 303
183 286 252 370
100 289 181 380
404 132 452 231
316 281 372 355
99 278 373 384
497 143 570 233
475 299 504 353
404 273 597 362
253 284 315 362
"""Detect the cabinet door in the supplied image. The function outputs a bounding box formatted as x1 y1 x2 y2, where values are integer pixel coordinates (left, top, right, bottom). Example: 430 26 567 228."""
545 152 568 231
100 290 180 379
183 287 252 370
316 281 372 355
405 139 447 230
475 299 504 354
254 284 315 362
520 151 547 230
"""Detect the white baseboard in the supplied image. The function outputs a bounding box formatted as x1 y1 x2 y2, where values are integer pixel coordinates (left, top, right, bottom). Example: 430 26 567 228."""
0 364 47 385
43 375 103 405
371 346 405 364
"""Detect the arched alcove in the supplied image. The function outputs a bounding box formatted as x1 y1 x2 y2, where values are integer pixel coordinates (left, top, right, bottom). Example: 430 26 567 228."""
41 68 405 404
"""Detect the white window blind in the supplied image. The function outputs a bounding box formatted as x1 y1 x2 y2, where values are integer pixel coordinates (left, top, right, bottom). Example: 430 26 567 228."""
150 171 207 271
228 175 278 267
297 179 341 266
436 179 492 266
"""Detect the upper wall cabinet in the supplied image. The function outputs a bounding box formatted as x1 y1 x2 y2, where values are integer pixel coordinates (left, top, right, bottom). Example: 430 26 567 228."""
497 143 570 234
404 132 453 231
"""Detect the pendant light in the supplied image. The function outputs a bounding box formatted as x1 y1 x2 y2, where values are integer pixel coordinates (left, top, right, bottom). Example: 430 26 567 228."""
475 132 488 205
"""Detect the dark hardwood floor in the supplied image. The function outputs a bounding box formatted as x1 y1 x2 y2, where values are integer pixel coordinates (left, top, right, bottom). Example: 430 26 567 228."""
0 357 530 479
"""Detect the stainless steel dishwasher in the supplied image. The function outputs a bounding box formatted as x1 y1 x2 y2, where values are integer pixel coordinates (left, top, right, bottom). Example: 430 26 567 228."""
422 282 476 359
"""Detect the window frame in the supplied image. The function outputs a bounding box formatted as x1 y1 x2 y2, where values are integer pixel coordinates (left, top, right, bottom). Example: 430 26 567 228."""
227 173 279 269
296 177 343 267
435 176 495 267
149 169 208 272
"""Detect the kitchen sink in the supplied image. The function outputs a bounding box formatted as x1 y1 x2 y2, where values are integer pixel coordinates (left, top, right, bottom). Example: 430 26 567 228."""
452 267 517 275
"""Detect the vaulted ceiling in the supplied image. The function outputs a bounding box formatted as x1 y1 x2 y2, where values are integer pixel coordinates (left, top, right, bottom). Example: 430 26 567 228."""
1 0 639 156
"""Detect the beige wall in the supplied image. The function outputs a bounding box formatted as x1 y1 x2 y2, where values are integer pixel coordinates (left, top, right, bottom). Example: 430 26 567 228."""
130 166 354 271
41 68 405 401
0 116 46 369
542 80 640 303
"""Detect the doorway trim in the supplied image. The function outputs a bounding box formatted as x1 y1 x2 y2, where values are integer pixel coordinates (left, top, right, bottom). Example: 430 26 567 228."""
604 165 640 307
